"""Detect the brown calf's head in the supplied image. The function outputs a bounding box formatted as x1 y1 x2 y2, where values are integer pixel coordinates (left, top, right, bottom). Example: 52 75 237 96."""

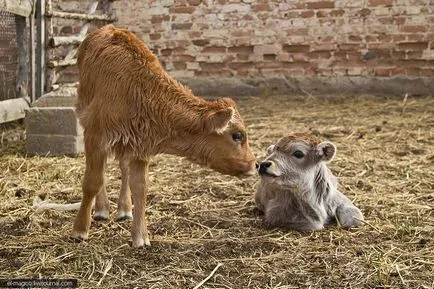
258 133 336 182
189 98 257 177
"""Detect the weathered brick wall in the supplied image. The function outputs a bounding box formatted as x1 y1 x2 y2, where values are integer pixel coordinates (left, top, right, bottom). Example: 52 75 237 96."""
51 0 434 95
112 0 434 79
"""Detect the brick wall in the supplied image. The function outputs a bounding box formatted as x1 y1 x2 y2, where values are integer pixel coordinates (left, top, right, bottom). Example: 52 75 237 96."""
112 0 434 79
51 0 434 95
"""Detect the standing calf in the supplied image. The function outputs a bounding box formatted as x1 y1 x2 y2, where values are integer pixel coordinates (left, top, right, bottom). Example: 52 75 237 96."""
255 133 363 231
73 25 256 247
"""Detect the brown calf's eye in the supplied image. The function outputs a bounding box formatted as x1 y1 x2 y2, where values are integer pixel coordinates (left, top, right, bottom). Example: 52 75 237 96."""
232 132 243 142
292 150 304 158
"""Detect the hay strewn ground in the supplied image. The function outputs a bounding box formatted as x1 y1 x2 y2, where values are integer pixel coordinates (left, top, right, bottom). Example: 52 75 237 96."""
0 94 433 288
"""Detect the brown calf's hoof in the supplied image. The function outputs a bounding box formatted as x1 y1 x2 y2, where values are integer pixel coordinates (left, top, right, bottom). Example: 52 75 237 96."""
116 211 133 222
69 236 85 243
93 210 109 221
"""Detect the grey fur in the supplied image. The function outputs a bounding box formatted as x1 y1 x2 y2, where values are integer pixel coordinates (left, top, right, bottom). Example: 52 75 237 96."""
255 137 363 231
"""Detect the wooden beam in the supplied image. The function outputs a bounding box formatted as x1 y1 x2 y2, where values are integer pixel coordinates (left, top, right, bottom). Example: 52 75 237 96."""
0 97 30 124
48 59 77 68
0 0 33 17
36 0 46 99
49 35 84 47
46 10 116 21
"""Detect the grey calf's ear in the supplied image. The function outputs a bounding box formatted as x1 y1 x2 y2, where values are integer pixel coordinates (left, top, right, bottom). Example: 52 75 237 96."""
316 141 336 162
206 107 234 134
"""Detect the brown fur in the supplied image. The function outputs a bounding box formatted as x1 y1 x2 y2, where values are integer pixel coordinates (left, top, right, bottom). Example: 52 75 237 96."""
72 25 256 247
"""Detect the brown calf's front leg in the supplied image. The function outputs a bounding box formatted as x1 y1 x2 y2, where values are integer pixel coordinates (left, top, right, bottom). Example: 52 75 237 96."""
71 139 107 240
117 157 133 221
129 158 151 247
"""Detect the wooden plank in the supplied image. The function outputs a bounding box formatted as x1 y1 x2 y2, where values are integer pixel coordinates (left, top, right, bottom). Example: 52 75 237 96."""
64 0 99 61
36 0 45 99
0 0 33 17
0 97 30 124
49 35 84 47
48 58 77 68
47 10 115 21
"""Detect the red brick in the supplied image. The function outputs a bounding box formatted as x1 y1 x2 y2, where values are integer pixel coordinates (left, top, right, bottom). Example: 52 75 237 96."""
171 23 193 30
349 35 363 42
253 4 271 11
316 11 327 17
202 46 226 53
160 49 172 56
407 34 426 42
358 8 371 17
231 30 251 37
394 17 406 25
374 68 391 76
173 62 187 70
151 15 169 23
300 10 315 18
199 62 227 70
309 51 331 59
390 67 406 75
228 45 254 54
400 25 427 33
192 39 210 46
173 55 196 62
339 43 363 50
368 0 393 6
187 0 201 5
307 1 335 9
228 62 255 70
237 54 249 61
169 7 196 13
398 42 428 51
406 51 423 59
420 68 434 76
283 44 310 52
263 54 277 61
150 33 161 40
329 9 345 17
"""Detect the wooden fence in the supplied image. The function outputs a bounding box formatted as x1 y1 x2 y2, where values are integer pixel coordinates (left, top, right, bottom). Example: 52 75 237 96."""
0 0 115 124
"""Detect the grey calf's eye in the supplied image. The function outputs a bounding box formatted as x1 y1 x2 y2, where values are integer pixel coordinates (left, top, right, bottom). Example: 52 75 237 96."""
232 132 243 142
292 150 304 158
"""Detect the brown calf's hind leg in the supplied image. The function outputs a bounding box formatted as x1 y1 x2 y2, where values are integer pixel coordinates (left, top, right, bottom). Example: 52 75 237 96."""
71 139 107 240
93 185 110 221
129 158 151 248
117 157 133 221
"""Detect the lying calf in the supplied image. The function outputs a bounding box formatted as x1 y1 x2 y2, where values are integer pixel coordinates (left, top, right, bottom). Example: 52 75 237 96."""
255 133 363 231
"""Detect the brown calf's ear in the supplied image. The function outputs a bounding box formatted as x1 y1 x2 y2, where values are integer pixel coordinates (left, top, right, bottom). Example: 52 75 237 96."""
316 141 336 162
206 107 234 134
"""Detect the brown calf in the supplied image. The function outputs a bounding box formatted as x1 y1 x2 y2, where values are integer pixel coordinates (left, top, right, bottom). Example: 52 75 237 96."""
72 25 256 247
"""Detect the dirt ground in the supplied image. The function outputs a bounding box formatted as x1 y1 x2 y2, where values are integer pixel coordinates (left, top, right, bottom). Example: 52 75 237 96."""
0 94 433 289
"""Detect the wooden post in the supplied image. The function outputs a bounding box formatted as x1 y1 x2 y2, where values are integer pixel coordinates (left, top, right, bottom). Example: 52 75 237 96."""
36 0 46 99
30 0 36 102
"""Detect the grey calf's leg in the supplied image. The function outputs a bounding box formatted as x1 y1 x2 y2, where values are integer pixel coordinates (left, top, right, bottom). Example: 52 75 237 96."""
335 192 364 228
